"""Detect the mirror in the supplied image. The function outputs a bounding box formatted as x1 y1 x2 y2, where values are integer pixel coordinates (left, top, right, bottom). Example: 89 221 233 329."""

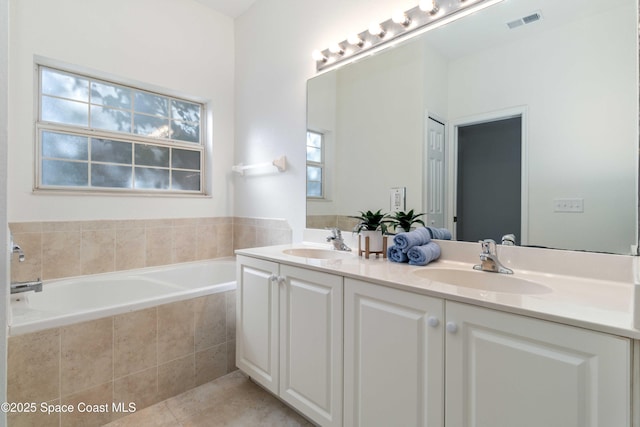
307 0 639 255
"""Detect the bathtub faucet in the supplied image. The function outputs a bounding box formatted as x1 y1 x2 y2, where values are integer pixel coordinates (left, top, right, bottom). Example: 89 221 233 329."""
11 279 42 294
11 242 25 262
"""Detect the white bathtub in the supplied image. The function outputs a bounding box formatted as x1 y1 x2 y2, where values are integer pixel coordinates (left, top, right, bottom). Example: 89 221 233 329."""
9 258 236 336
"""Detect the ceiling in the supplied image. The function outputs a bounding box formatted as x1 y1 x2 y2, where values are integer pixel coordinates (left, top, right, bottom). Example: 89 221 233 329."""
193 0 258 18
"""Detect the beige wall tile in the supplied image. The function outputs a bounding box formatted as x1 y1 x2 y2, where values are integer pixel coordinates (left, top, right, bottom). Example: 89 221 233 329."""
10 232 42 283
227 339 237 373
145 227 172 267
8 329 60 403
233 224 256 250
42 221 82 232
195 343 227 386
61 382 113 427
157 300 194 363
114 308 157 378
216 225 234 257
256 227 292 247
42 231 81 280
145 219 173 229
61 318 113 396
172 218 199 227
7 398 60 427
81 220 116 231
195 225 217 260
226 291 236 341
194 294 226 352
115 227 146 271
81 229 116 275
113 367 159 414
9 222 43 234
157 355 195 401
172 226 197 263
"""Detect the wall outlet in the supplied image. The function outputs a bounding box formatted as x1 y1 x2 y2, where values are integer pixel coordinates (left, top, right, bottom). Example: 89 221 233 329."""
553 198 584 213
390 187 406 212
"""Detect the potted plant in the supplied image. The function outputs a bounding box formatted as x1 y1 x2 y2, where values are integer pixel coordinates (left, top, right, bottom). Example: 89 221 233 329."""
391 209 426 233
349 209 393 252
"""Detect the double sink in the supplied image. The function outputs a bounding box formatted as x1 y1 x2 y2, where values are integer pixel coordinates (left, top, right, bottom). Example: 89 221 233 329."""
282 247 552 295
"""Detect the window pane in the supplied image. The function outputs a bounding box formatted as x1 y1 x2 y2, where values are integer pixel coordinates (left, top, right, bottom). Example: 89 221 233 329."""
41 96 88 126
307 181 322 197
307 146 322 162
307 166 322 181
171 120 200 143
134 114 170 138
134 91 168 116
90 81 131 109
135 167 170 189
172 170 200 191
91 106 132 133
135 144 169 167
91 164 132 188
307 131 322 148
172 149 200 170
42 160 88 187
91 138 132 164
171 100 200 122
42 131 88 160
41 68 88 102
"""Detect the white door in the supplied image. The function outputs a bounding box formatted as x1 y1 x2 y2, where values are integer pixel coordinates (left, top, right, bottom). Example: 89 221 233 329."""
279 265 343 427
445 301 631 427
426 117 445 228
344 278 445 427
235 256 279 394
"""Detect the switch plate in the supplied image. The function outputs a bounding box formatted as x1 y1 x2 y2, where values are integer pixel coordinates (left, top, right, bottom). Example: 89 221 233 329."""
390 187 406 212
553 198 584 213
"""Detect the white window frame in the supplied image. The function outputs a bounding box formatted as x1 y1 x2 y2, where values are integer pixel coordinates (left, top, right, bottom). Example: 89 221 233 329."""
34 63 208 195
306 130 325 199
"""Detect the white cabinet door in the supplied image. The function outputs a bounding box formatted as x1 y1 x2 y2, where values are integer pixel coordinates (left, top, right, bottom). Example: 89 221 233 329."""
236 256 279 394
279 265 343 427
445 301 631 427
344 278 445 427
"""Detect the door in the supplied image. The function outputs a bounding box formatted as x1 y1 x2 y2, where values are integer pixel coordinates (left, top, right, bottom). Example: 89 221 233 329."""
456 116 521 243
279 265 343 427
445 301 631 427
235 256 279 394
344 278 444 427
426 117 446 228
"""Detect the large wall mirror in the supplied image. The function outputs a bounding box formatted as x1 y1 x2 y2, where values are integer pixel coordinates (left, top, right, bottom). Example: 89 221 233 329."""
307 0 639 255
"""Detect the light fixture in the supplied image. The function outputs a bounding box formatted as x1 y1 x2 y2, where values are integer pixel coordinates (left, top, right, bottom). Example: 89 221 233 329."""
329 43 344 55
419 0 439 15
312 0 505 72
392 10 411 26
368 22 386 37
347 34 364 47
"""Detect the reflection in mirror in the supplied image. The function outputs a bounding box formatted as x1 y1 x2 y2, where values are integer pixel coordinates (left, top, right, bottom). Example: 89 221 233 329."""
307 0 638 255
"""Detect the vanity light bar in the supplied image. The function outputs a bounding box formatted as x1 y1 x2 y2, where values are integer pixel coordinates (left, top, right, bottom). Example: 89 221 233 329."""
313 0 505 72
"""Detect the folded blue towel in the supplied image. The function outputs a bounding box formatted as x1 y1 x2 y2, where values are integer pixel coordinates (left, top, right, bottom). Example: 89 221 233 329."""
407 242 441 266
387 245 409 263
426 227 452 240
393 227 431 252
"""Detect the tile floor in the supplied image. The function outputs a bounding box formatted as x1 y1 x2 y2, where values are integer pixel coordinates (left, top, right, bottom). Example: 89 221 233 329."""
103 370 314 426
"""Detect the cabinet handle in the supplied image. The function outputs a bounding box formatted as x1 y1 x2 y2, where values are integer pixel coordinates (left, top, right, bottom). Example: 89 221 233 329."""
268 274 278 282
446 322 458 334
277 276 286 285
427 316 440 328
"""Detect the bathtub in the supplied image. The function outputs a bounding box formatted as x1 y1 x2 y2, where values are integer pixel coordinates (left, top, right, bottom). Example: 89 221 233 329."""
9 258 236 336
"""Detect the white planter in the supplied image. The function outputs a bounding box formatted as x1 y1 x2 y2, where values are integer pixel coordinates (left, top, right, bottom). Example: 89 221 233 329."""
359 230 384 253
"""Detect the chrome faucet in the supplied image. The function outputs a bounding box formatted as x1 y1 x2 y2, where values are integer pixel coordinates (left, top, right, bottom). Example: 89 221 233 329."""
11 235 25 262
327 228 351 251
473 239 513 274
501 234 516 246
11 279 43 294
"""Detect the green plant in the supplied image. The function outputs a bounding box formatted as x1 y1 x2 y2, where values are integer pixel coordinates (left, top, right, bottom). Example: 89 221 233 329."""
349 209 393 234
391 209 426 232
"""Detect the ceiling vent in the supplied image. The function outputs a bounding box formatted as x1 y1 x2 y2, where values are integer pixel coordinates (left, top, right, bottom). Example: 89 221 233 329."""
507 11 542 30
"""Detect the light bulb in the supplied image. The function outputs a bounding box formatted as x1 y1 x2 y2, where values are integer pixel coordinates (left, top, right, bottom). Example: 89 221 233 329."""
419 0 439 14
312 50 327 62
347 34 364 47
329 43 344 55
368 22 385 37
392 10 410 26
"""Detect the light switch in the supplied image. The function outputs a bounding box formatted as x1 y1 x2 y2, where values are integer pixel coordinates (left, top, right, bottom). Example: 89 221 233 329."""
553 198 584 213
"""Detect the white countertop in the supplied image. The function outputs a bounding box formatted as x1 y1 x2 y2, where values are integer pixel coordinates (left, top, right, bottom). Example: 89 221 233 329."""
236 240 640 339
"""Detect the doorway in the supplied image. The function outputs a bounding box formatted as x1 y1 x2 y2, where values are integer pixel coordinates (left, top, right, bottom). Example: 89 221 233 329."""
455 116 522 244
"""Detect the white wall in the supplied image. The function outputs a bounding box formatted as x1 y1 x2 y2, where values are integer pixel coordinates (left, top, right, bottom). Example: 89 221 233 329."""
235 0 418 241
0 0 8 422
8 0 235 222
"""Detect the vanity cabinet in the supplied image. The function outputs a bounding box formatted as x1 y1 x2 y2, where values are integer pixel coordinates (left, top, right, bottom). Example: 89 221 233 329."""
345 279 631 427
236 255 343 427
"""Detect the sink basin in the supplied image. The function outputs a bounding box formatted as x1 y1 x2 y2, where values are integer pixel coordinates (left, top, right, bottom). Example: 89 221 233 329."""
413 268 551 295
282 248 354 260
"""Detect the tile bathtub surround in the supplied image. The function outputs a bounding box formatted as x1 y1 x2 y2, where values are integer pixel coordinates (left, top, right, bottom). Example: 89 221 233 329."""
9 216 292 282
7 291 237 427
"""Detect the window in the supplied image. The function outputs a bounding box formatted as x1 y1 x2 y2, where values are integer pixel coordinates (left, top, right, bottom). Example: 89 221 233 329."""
36 65 205 194
306 130 324 198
